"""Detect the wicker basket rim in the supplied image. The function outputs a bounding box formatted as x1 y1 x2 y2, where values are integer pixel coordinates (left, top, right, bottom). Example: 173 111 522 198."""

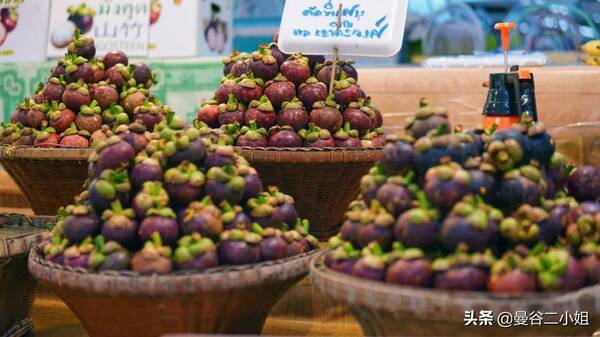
29 248 318 296
0 145 93 160
310 252 600 313
0 145 381 163
0 214 52 256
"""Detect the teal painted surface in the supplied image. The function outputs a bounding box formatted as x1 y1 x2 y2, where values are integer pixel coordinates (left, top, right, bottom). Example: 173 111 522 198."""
0 59 223 123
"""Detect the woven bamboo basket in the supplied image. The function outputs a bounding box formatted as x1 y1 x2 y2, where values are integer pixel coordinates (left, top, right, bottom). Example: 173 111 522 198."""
29 248 319 337
238 147 381 239
310 252 600 337
0 214 52 337
0 146 93 215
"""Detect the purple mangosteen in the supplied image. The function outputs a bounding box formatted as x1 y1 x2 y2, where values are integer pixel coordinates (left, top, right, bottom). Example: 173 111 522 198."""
131 232 173 274
205 164 245 205
218 229 261 265
264 74 296 110
268 125 302 147
236 122 268 147
181 197 224 240
101 201 139 248
280 54 311 87
298 77 328 111
132 181 170 219
404 98 450 139
299 123 335 148
310 95 343 133
174 233 219 270
277 98 309 131
244 96 276 129
138 207 180 246
441 195 502 252
334 122 362 148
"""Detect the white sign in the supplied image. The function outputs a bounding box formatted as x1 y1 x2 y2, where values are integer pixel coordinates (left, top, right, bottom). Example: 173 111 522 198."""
0 0 50 63
278 0 408 57
47 0 151 58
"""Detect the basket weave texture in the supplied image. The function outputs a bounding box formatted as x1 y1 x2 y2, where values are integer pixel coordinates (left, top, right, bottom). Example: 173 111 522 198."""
29 248 318 337
310 252 600 337
0 147 92 215
0 146 380 239
239 147 381 239
0 214 51 337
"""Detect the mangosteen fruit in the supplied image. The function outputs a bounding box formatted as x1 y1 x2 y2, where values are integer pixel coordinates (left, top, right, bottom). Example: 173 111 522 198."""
233 74 263 105
441 195 503 252
181 197 223 240
298 77 328 111
268 125 302 147
280 54 311 87
205 164 245 205
101 201 139 248
236 122 268 147
218 229 261 265
264 74 296 110
131 232 173 274
132 181 170 219
310 95 343 133
277 98 309 131
404 98 450 139
245 95 276 129
174 233 219 270
249 44 279 81
568 165 600 202
299 123 335 148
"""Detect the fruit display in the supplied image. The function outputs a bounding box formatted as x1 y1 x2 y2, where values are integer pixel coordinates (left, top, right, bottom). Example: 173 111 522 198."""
197 35 384 148
326 109 600 293
36 112 318 275
0 7 18 47
2 31 167 148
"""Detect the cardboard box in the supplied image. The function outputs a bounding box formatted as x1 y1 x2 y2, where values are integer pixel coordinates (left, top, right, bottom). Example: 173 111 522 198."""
0 0 50 63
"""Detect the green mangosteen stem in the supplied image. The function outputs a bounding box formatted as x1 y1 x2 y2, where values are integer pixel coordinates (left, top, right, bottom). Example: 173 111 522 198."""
252 222 264 235
416 191 431 210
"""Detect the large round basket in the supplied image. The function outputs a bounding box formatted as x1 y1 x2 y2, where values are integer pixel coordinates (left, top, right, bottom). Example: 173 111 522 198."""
310 252 600 337
0 214 52 337
238 147 381 239
0 146 93 215
29 248 319 337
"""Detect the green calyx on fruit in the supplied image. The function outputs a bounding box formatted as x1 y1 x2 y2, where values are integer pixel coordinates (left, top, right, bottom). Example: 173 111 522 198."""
165 162 205 186
249 95 275 112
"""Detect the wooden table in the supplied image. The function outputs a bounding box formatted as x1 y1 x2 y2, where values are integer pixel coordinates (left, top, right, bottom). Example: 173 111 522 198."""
359 66 600 135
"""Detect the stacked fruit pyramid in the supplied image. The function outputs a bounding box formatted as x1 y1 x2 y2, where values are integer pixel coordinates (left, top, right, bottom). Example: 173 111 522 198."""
36 109 318 274
197 35 384 148
2 31 167 148
326 102 600 292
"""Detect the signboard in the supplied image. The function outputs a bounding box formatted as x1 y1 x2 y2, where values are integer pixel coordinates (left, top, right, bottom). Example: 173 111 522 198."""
0 0 50 63
47 0 151 58
278 0 409 57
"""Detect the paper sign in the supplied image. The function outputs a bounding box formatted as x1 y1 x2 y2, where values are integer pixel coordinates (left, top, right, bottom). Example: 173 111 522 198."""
0 0 50 63
47 0 151 58
278 0 408 57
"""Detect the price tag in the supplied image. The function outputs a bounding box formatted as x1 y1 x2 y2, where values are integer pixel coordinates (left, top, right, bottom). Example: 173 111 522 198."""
47 0 151 58
278 0 408 57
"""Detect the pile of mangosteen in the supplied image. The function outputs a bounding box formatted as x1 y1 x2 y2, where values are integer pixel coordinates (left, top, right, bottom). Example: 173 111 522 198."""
197 34 384 148
36 110 318 274
1 30 167 149
326 101 600 293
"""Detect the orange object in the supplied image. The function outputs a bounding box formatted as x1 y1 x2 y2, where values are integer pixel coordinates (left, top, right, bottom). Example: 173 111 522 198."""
517 69 532 80
482 115 520 130
494 22 516 51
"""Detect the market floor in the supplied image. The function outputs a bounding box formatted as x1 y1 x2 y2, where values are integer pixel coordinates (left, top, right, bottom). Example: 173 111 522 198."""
31 278 363 337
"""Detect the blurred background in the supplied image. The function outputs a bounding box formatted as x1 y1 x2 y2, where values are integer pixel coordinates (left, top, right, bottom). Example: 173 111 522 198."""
233 0 600 64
